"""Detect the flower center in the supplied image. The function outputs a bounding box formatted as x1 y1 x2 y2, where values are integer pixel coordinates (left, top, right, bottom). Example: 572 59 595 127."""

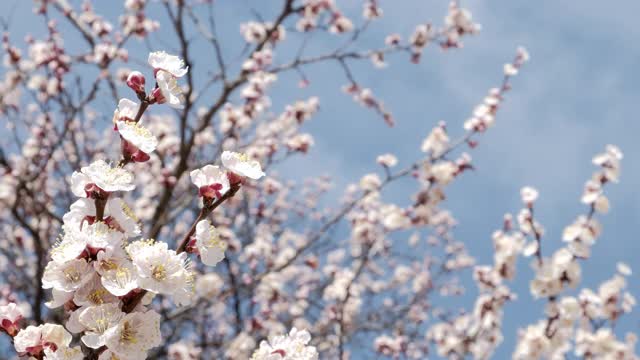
238 153 250 162
115 266 134 287
120 321 137 344
152 264 167 281
88 289 108 305
204 225 225 250
63 267 81 283
100 259 118 271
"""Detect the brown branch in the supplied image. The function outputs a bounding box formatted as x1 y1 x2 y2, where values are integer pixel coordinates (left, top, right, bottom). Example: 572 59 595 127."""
147 0 298 240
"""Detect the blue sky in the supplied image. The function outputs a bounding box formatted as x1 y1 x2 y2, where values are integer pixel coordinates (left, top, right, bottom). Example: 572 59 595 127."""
2 0 639 358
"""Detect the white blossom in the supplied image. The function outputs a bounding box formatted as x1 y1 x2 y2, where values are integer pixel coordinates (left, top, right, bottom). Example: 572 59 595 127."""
148 51 188 78
190 164 230 199
42 258 93 292
421 125 449 157
195 219 227 266
73 273 119 308
592 145 623 182
155 70 186 108
240 22 267 43
221 151 265 180
226 332 256 359
14 324 72 356
195 273 224 298
168 341 202 360
50 227 89 264
95 247 139 296
113 98 140 122
45 289 74 309
329 15 353 34
127 240 192 297
79 303 125 349
44 345 84 360
504 63 518 76
376 153 398 167
617 262 632 276
103 310 162 359
117 120 158 155
70 160 135 196
520 186 539 204
359 173 381 191
106 198 141 236
250 327 318 360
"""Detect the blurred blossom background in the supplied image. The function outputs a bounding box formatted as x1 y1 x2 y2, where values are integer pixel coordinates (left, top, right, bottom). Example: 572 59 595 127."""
1 0 639 358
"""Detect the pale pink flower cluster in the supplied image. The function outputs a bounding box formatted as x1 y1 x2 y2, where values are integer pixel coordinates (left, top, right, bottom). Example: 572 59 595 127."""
70 160 135 196
241 22 286 44
514 267 636 359
363 1 383 20
410 24 434 58
2 2 637 359
148 51 188 108
374 335 410 358
250 328 318 360
295 0 353 33
425 143 629 359
465 47 530 132
442 1 482 48
168 340 202 360
37 156 167 358
4 50 269 359
427 217 520 359
121 0 160 38
513 147 633 359
421 122 450 157
248 96 320 159
13 323 82 359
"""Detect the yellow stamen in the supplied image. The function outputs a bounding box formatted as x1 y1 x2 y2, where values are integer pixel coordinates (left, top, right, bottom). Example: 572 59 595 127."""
120 201 139 222
120 321 137 344
88 288 108 305
63 267 81 283
152 265 167 281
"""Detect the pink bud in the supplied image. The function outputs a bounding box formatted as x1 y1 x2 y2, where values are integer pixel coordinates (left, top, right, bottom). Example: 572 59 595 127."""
150 87 166 104
126 71 146 94
121 139 150 163
199 183 223 199
131 150 150 163
186 238 198 254
226 171 243 185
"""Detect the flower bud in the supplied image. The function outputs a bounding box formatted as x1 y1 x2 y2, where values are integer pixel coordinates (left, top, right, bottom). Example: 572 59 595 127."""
199 183 224 199
126 71 146 94
150 87 166 104
121 139 151 163
226 171 243 185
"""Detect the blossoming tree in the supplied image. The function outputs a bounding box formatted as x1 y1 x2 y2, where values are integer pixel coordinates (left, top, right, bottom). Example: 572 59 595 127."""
0 0 636 359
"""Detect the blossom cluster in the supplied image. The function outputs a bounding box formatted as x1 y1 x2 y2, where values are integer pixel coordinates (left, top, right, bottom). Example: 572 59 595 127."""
250 328 318 360
1 1 636 359
511 145 636 359
1 51 273 359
